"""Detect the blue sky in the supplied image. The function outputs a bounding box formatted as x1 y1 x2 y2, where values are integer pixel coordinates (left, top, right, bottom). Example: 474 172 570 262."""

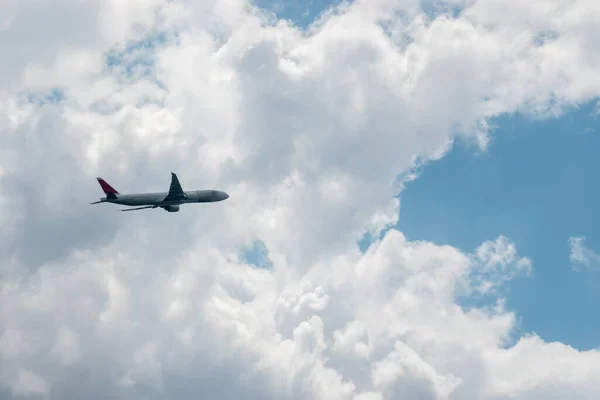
253 0 600 351
253 0 342 27
399 103 600 350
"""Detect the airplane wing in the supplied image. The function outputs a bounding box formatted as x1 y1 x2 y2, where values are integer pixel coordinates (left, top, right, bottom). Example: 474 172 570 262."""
163 172 187 201
119 206 156 211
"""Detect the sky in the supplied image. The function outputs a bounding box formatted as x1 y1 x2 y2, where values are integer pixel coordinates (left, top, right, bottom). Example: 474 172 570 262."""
399 102 600 350
255 0 600 350
1 0 600 399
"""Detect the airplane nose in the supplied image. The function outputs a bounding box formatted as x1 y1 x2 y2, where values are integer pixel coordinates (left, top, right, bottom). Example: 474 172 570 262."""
214 190 229 201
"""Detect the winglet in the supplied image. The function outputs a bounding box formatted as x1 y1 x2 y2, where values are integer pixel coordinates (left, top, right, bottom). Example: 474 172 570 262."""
97 177 119 194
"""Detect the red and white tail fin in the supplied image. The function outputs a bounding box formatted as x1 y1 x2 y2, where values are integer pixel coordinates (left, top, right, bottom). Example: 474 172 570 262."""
97 177 119 195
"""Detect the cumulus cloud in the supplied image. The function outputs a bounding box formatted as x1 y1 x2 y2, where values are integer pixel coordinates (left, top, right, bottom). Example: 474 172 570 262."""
568 236 600 272
1 0 600 399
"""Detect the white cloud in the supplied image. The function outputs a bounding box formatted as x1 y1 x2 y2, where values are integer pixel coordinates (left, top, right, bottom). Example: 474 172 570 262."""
568 236 600 272
1 0 600 399
469 236 532 294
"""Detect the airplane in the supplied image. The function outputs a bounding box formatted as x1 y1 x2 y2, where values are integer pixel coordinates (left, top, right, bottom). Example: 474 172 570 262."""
90 172 229 212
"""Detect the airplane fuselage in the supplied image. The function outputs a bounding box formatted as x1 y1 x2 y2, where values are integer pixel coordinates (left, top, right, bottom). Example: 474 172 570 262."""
102 190 229 206
92 173 229 212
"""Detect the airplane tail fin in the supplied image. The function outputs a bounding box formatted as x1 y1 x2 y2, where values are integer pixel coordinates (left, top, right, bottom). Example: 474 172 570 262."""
97 177 119 196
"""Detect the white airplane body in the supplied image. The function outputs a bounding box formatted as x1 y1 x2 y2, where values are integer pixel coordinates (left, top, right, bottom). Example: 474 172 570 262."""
91 172 229 212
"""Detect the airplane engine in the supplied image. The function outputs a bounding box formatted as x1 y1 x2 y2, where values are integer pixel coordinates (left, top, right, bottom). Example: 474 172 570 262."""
164 205 180 212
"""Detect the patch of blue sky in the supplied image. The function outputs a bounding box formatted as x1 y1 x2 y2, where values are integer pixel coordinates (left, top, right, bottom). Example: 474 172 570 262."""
22 87 65 106
104 30 170 88
105 30 169 67
253 0 469 28
252 0 344 28
420 0 465 19
95 31 172 113
357 231 380 253
241 240 274 269
397 100 600 350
